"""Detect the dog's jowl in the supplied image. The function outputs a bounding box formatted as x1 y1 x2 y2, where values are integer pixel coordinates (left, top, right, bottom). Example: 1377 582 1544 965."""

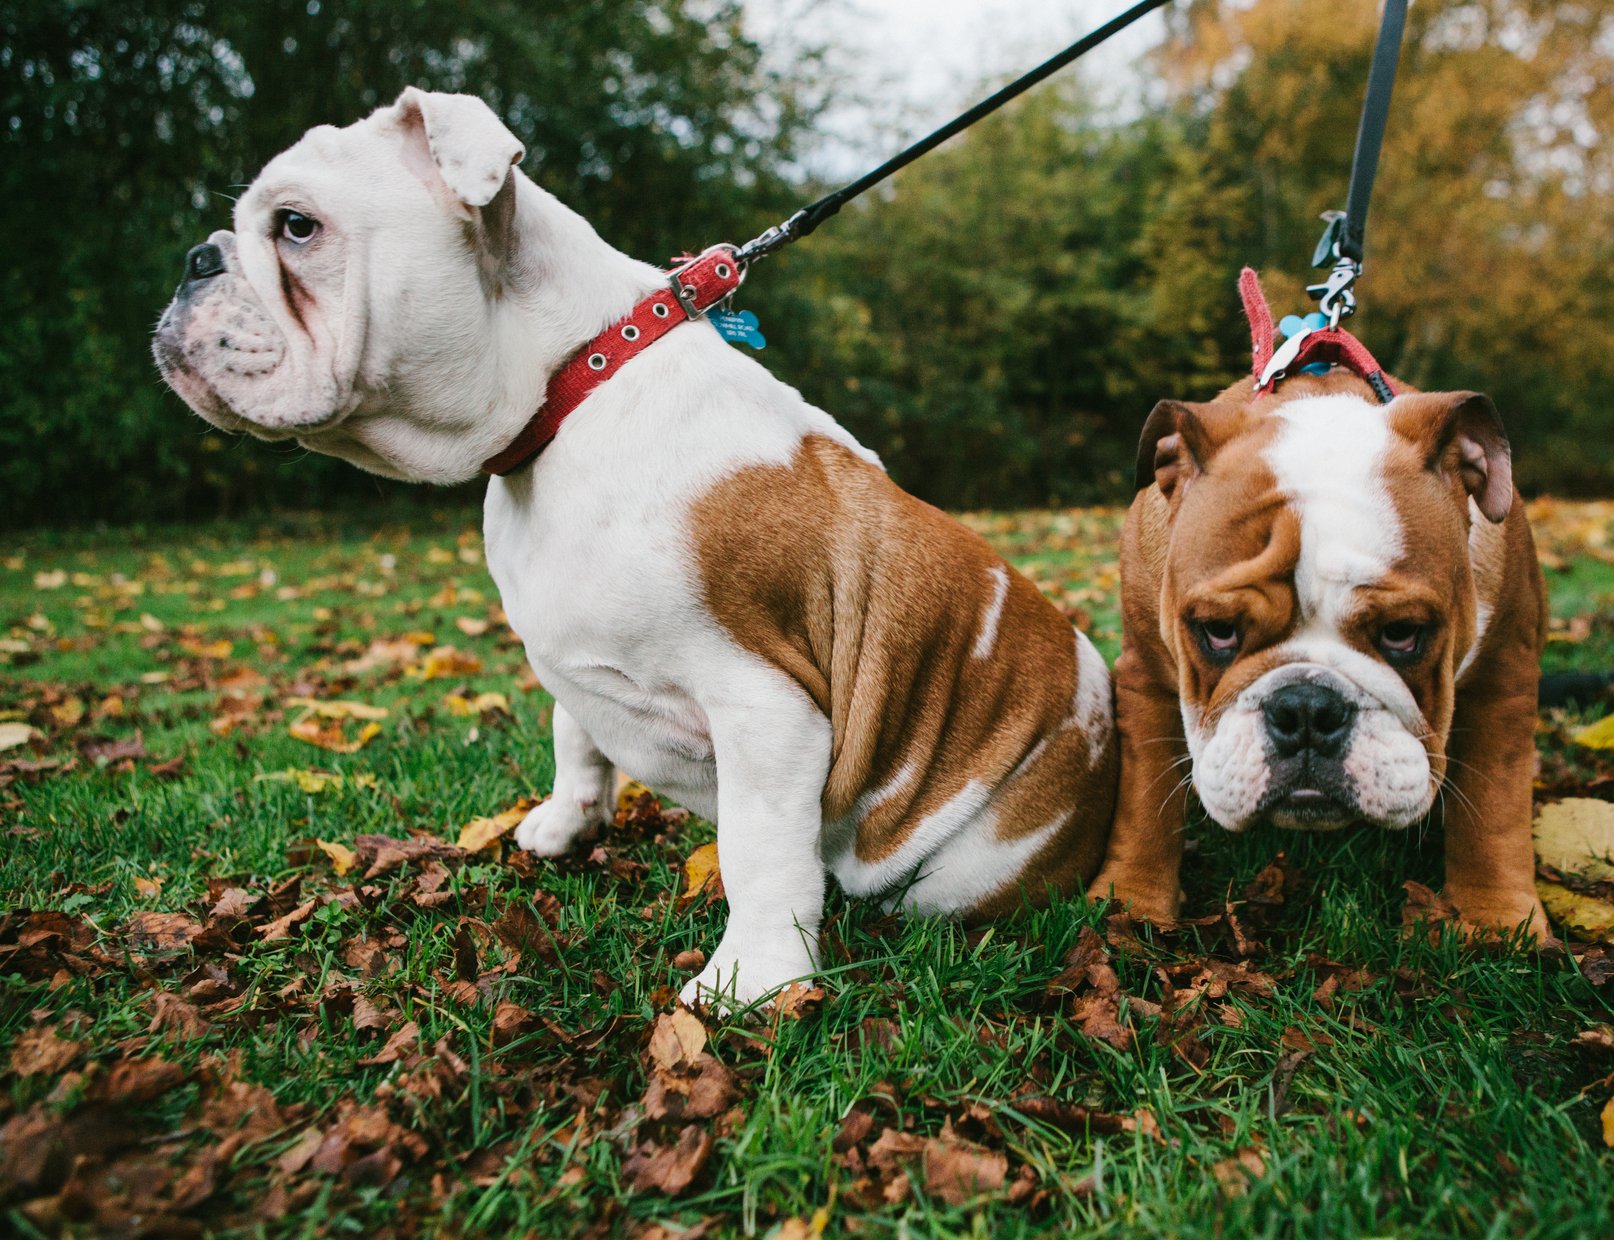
152 88 1120 1006
1089 369 1548 940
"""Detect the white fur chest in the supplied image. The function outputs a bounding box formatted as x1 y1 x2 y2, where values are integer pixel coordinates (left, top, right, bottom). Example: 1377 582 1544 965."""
481 326 865 811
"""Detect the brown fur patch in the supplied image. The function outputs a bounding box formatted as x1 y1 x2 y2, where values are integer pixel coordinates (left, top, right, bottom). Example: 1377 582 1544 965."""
690 435 1116 913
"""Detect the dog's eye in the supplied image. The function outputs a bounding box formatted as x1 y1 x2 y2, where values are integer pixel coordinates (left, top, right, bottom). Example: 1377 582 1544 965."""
277 210 319 244
1378 621 1425 661
1192 619 1240 662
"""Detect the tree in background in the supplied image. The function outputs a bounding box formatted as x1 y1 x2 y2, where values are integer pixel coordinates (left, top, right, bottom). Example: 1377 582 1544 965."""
0 0 824 524
1156 0 1614 496
2 0 1609 523
761 0 1613 507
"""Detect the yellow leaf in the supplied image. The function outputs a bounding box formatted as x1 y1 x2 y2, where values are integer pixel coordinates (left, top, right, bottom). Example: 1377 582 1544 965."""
678 842 722 910
616 779 654 811
1533 799 1614 881
316 839 358 876
455 616 490 637
46 697 85 728
0 722 42 751
258 769 381 794
289 718 382 753
134 875 164 898
1536 879 1614 943
456 798 536 852
1574 714 1614 751
441 691 508 718
179 636 234 659
285 697 389 721
1603 1096 1614 1149
414 645 483 679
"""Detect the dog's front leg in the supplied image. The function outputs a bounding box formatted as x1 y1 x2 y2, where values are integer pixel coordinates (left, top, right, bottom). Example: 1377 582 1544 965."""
1439 671 1549 943
516 703 615 856
681 688 830 1010
1086 651 1190 922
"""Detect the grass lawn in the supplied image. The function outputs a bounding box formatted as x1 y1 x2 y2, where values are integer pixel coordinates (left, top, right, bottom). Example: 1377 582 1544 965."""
3 501 1613 1238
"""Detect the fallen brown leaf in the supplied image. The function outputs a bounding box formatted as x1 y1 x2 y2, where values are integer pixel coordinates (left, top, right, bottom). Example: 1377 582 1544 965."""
1212 1147 1268 1198
288 717 382 753
356 1021 419 1067
125 911 202 952
923 1132 1007 1206
622 1124 712 1196
9 1025 82 1076
649 1009 708 1071
149 992 210 1038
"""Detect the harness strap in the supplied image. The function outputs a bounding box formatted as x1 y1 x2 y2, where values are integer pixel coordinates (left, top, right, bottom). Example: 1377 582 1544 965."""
1241 267 1396 404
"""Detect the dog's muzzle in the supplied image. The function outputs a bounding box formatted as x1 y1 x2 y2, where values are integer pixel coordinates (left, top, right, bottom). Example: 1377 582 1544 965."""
1256 680 1360 828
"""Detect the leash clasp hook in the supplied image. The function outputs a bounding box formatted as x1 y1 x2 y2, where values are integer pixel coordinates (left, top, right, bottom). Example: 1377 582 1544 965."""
1306 210 1359 329
1307 257 1359 330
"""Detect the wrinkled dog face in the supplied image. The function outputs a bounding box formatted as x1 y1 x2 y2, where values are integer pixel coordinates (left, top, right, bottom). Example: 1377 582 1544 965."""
153 88 530 483
1141 378 1513 833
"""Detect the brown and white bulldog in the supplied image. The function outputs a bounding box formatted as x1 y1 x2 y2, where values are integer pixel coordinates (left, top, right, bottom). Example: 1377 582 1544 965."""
1088 368 1549 939
150 88 1119 1007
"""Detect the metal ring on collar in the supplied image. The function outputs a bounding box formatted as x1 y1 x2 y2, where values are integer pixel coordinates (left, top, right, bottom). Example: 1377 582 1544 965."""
587 353 607 371
652 303 670 318
621 324 640 341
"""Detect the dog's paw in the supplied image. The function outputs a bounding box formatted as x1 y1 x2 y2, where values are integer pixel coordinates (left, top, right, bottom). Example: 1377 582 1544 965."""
1085 868 1182 925
678 942 816 1013
1447 887 1554 948
513 796 602 857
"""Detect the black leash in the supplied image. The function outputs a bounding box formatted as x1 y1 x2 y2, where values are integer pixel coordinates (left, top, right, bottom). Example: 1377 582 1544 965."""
1307 0 1409 325
733 0 1174 266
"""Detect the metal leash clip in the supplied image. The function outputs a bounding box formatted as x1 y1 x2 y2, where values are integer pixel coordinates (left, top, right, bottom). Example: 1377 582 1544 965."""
1306 210 1359 328
1307 258 1359 329
733 209 809 267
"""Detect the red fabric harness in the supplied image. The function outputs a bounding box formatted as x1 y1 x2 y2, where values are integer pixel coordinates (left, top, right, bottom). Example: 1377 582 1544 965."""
481 247 745 475
1238 266 1396 404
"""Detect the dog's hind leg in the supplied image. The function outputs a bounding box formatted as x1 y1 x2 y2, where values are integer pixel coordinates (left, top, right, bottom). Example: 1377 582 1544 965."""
682 683 831 1010
516 703 615 856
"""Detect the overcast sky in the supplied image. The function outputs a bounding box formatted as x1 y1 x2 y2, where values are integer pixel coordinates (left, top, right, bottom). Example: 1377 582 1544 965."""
741 0 1169 177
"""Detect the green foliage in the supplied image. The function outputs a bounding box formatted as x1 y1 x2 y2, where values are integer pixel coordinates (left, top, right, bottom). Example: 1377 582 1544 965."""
0 0 818 525
2 0 1610 524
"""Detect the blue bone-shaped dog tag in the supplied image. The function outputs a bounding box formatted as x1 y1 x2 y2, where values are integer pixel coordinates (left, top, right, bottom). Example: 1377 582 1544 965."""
709 309 766 350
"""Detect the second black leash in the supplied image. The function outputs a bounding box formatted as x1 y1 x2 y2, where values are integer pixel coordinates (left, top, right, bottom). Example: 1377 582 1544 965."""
1307 0 1410 326
732 0 1175 267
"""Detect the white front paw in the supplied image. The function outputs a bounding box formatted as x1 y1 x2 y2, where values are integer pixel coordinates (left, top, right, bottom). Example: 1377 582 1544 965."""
678 938 816 1011
514 796 602 856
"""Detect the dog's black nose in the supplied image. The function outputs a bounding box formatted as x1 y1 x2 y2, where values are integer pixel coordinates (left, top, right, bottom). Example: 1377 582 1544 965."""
1262 683 1355 758
184 243 225 283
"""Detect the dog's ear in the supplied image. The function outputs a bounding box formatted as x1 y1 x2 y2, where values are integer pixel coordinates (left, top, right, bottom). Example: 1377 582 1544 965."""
1136 400 1213 501
393 87 524 211
1391 391 1513 523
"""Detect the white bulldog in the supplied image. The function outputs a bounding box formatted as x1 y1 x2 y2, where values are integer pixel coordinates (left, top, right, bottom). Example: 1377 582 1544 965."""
154 88 1119 1007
